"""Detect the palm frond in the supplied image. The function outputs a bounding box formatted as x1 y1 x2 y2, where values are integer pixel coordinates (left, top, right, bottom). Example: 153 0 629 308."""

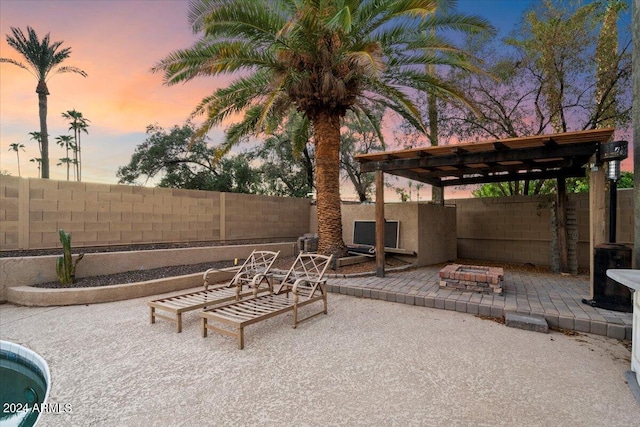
350 103 386 149
418 12 496 36
52 66 88 78
290 112 311 156
327 5 353 33
201 0 287 46
0 58 32 74
216 105 265 154
360 75 426 133
3 26 84 82
152 39 275 84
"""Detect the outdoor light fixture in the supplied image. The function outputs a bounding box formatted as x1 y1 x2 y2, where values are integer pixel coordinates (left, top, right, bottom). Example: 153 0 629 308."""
608 159 621 181
599 140 628 164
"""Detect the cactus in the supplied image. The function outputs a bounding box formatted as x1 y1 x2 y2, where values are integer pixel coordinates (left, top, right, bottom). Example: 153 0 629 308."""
56 229 84 285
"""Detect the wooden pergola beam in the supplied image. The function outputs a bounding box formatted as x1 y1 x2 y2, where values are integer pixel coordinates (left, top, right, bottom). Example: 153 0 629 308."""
438 166 587 187
359 142 598 173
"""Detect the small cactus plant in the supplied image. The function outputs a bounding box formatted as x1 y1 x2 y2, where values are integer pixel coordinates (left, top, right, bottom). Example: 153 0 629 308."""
56 229 84 285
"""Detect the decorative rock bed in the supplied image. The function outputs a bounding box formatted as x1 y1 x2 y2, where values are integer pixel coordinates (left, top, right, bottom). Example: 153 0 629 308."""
439 264 504 295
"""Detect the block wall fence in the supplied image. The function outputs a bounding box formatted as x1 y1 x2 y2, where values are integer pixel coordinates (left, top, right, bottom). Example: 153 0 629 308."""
0 176 310 250
1 176 634 270
451 189 634 269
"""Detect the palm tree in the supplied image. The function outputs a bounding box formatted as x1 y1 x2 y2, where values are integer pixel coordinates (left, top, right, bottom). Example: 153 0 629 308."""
30 158 42 178
153 0 492 256
415 183 424 202
1 27 87 179
28 131 43 158
55 135 75 180
8 143 25 177
57 157 75 178
62 109 90 181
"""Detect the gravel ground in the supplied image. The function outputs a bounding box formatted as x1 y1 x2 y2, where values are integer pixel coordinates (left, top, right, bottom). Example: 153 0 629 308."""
2 294 638 426
31 255 411 289
0 239 293 258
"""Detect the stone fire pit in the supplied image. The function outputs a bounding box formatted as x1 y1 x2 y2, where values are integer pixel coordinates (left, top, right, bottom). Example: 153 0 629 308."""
439 264 504 295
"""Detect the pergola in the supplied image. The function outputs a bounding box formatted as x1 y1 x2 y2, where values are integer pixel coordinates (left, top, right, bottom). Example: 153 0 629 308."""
355 128 617 291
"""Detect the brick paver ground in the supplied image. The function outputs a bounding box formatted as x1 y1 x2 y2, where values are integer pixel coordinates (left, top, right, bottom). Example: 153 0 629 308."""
327 265 632 340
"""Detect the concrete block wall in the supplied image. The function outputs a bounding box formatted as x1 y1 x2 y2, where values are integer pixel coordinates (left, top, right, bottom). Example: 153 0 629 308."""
340 202 456 266
0 176 21 249
223 192 310 240
572 189 634 268
341 203 420 254
0 176 310 250
417 203 457 265
454 195 555 266
452 189 634 269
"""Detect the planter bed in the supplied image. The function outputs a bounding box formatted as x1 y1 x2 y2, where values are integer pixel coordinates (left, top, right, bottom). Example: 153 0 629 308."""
0 242 296 303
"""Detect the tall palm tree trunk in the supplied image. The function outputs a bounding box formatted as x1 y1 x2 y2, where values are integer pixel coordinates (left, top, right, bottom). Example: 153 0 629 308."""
66 145 70 181
37 81 50 179
313 111 346 257
77 132 82 181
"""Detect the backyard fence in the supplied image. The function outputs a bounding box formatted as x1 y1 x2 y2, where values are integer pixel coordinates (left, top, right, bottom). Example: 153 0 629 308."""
0 176 310 250
1 176 634 271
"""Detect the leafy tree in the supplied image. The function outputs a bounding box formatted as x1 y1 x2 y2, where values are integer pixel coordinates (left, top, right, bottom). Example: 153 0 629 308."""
0 27 87 179
248 111 315 198
434 0 632 197
473 171 633 197
617 171 634 189
117 123 260 192
152 0 493 256
8 143 25 177
62 110 90 181
594 1 628 129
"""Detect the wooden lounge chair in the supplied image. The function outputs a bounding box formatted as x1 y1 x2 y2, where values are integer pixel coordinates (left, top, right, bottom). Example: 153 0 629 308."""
200 253 333 349
147 250 279 332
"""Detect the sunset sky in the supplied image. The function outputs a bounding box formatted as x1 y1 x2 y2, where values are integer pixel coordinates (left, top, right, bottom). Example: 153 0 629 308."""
0 0 630 201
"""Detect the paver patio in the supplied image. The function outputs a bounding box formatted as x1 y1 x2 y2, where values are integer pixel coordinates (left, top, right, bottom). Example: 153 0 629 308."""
328 265 633 340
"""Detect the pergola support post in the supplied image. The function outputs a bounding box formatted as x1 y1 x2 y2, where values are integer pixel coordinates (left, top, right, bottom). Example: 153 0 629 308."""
556 177 569 273
589 160 607 298
376 170 385 278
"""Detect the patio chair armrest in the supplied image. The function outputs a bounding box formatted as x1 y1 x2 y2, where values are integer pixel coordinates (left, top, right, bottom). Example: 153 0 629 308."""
203 266 241 290
292 277 326 299
249 273 273 296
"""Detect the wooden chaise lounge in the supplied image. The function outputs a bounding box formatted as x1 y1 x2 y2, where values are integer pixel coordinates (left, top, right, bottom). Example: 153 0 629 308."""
200 253 333 349
147 250 279 332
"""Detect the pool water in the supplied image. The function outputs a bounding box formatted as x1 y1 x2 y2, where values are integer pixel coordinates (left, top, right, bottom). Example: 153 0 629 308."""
0 343 50 427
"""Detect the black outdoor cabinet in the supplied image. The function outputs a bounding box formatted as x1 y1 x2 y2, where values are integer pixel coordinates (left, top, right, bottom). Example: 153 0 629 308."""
593 243 632 312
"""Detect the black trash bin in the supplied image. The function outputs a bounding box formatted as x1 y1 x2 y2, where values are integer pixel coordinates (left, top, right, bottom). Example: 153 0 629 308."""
592 243 632 312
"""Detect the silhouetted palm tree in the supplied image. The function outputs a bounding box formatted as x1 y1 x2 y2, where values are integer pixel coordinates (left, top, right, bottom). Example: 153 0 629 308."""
1 27 87 178
8 143 25 177
62 109 90 181
28 131 43 158
30 158 42 178
55 134 75 180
